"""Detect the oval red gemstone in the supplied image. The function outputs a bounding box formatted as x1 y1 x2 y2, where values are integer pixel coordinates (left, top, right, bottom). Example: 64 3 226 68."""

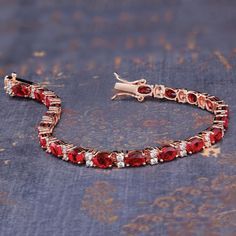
210 128 223 143
206 100 213 110
209 134 215 144
224 118 229 129
39 136 47 149
138 86 151 94
68 148 85 164
186 137 204 154
198 96 206 107
49 142 63 157
159 146 177 161
34 89 45 102
187 93 197 103
92 152 112 168
12 84 31 97
45 96 55 107
165 88 176 99
125 151 146 167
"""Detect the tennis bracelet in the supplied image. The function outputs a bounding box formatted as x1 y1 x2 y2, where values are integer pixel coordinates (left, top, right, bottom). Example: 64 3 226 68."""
4 73 229 168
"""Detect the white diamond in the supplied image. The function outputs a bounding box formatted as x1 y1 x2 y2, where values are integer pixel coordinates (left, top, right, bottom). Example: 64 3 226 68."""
179 141 186 150
46 138 50 152
203 132 212 148
62 156 69 161
150 149 157 159
62 146 68 161
30 86 35 99
117 162 125 168
116 153 124 162
204 132 210 140
86 160 93 167
205 136 210 142
85 152 93 161
180 150 187 157
150 158 158 165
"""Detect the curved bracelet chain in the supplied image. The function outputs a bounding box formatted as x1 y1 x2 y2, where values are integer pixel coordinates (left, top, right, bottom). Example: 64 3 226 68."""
4 72 229 169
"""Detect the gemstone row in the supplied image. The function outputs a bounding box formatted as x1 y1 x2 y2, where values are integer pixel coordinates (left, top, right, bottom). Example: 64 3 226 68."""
4 75 229 169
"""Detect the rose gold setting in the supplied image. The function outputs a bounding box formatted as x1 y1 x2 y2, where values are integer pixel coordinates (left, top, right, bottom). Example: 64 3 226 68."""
153 84 165 98
198 95 207 110
4 72 229 169
177 89 187 103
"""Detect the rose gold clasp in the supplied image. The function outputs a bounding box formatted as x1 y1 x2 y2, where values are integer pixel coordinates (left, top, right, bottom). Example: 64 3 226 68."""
5 72 34 85
111 72 152 102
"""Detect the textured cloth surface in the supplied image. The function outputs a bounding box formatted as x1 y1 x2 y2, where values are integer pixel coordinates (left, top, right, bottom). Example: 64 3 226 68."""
0 1 236 236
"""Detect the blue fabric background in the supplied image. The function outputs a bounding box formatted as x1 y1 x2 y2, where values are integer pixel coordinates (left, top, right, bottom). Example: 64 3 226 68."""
0 0 236 235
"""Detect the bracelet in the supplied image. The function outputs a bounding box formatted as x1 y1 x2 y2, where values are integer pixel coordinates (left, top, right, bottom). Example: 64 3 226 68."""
4 72 229 169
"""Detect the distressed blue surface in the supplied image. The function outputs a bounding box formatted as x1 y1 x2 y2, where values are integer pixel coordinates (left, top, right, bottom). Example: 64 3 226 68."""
0 1 236 236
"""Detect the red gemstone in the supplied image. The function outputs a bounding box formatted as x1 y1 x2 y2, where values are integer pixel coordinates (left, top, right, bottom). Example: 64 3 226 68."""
34 89 45 102
125 151 146 167
224 118 229 129
158 146 177 161
187 93 197 103
209 135 215 144
210 128 223 143
198 96 206 107
165 88 176 99
92 152 112 168
49 142 63 157
186 137 204 153
45 96 54 107
12 84 31 97
138 86 151 94
39 136 47 149
206 100 213 110
67 148 85 164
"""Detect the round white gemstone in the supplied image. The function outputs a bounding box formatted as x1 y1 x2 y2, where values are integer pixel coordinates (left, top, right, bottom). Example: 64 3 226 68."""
85 152 93 161
203 132 212 147
179 141 187 157
116 153 124 162
179 142 186 150
30 86 35 99
150 158 158 165
117 162 125 168
62 156 69 161
86 160 93 167
62 146 68 161
180 150 187 157
205 136 210 142
150 149 158 159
